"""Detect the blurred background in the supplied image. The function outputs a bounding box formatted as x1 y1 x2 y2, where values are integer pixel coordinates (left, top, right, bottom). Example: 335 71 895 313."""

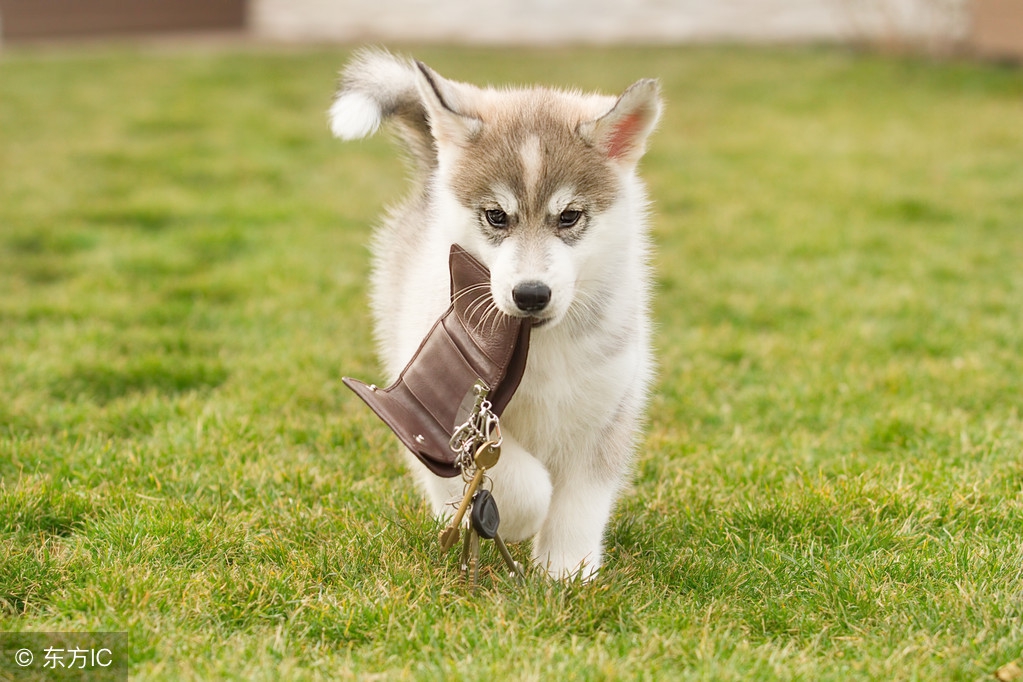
2 2 1022 678
0 0 1020 59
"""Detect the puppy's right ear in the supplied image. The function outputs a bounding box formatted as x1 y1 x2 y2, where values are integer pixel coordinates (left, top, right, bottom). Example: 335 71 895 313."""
414 61 482 146
578 79 661 168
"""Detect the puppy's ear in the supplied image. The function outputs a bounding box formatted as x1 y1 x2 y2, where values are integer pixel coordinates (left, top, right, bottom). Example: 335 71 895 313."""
414 61 482 146
578 79 661 167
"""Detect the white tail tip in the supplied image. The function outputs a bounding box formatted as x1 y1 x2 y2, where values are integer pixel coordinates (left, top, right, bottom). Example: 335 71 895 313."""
329 91 382 140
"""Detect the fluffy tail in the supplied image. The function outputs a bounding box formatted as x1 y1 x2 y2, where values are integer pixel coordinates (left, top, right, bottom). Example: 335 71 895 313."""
328 48 434 176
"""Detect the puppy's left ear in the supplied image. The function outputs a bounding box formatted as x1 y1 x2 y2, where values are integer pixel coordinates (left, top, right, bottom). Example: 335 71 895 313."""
579 79 661 167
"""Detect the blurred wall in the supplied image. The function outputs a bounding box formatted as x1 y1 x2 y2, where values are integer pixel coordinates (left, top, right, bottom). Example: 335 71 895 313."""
972 0 1023 58
0 0 245 41
250 0 968 46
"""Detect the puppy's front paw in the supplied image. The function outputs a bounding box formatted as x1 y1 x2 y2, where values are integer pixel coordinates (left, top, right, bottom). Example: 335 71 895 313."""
532 541 602 582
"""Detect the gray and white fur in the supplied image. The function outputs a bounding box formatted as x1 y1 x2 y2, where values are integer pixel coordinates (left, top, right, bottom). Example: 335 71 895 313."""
330 48 661 580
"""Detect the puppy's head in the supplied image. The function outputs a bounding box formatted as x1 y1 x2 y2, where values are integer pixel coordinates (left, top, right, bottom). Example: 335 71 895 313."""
414 62 661 329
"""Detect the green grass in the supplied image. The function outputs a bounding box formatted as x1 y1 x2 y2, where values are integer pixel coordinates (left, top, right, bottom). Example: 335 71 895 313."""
1 43 1022 680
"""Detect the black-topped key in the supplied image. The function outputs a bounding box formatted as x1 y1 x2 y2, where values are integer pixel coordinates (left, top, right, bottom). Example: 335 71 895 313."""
470 489 500 539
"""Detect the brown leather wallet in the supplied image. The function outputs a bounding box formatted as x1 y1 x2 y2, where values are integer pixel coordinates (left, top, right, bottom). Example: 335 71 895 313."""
343 245 532 478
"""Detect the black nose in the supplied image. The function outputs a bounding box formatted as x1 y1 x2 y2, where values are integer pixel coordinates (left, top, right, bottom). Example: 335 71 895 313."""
512 281 551 313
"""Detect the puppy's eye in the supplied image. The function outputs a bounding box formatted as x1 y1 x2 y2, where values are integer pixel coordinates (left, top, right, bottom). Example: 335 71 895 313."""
559 210 582 229
485 209 508 228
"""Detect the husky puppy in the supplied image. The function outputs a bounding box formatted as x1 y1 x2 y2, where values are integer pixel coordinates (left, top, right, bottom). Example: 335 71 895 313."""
330 49 660 580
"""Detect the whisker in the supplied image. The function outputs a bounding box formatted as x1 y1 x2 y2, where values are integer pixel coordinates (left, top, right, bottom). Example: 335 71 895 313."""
453 282 489 297
465 292 492 322
478 301 503 337
452 283 490 306
485 302 504 335
473 300 497 335
461 287 491 316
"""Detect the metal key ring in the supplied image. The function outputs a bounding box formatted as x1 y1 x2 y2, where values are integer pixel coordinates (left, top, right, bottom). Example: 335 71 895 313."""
485 415 502 448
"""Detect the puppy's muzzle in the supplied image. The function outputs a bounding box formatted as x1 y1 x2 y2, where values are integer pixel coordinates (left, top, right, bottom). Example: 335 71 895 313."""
512 281 551 313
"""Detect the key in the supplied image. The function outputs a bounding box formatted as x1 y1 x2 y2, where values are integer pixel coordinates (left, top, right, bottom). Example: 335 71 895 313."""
468 489 524 580
493 531 525 581
469 527 481 590
438 440 499 551
474 440 501 469
470 489 500 540
460 521 472 571
438 466 484 551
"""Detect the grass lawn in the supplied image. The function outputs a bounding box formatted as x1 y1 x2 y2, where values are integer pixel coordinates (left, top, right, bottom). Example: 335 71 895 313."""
1 42 1022 680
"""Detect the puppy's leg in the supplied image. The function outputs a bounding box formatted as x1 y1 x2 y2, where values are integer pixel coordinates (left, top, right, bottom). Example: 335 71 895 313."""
531 473 620 581
486 433 552 542
532 420 635 581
